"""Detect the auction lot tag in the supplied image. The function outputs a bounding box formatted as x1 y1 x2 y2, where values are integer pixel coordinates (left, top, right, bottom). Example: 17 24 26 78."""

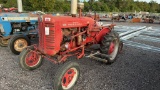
45 27 49 35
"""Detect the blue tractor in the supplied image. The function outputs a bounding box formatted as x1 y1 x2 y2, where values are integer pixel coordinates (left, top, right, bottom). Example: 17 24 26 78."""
0 12 38 54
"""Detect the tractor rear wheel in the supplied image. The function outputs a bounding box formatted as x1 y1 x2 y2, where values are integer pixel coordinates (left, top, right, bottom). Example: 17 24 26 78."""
54 61 80 90
100 31 120 64
19 46 43 70
0 37 8 47
8 35 31 55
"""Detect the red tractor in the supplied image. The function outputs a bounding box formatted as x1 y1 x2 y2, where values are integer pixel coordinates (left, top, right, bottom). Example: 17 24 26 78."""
18 1 123 90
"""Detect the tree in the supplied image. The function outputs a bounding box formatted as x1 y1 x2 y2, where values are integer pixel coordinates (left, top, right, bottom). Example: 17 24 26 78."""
88 0 95 11
29 0 55 12
0 0 7 3
54 1 63 12
149 1 159 12
0 0 159 13
3 0 17 8
101 3 110 12
84 1 90 12
22 0 33 11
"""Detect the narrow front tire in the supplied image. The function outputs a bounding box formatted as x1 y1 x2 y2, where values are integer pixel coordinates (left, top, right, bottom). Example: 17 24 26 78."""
54 61 80 90
19 46 43 70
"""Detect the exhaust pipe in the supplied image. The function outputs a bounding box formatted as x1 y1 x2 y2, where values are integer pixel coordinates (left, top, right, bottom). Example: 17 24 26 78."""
17 0 23 12
71 0 77 17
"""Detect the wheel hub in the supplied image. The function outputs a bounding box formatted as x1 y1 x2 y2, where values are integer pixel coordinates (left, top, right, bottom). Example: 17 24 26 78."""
25 51 40 67
14 39 28 52
18 43 25 48
62 68 77 89
108 42 115 54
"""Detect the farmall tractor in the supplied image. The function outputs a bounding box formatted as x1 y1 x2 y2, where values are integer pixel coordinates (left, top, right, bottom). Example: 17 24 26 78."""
19 0 123 90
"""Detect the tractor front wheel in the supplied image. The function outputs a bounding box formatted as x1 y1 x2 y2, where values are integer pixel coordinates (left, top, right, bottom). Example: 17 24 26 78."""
54 61 80 90
8 35 31 55
19 46 43 70
100 31 120 64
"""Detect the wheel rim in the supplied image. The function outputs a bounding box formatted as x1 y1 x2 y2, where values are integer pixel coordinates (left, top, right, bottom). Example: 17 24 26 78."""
108 40 119 60
25 51 41 67
62 68 78 89
14 39 28 52
108 42 115 54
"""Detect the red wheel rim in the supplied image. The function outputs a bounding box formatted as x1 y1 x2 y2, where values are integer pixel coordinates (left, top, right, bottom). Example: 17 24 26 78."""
25 51 40 67
108 42 115 54
62 68 78 89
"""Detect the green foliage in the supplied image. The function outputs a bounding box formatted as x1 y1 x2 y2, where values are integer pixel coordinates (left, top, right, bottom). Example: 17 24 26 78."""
0 0 7 4
0 0 159 13
3 0 17 8
96 0 160 13
29 0 55 12
23 0 32 11
53 0 70 12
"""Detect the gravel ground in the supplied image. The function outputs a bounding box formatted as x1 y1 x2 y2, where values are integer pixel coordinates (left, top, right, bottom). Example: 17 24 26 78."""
0 21 160 90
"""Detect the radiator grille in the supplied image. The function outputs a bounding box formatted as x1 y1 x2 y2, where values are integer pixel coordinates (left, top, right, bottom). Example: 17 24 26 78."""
38 22 55 54
46 30 55 50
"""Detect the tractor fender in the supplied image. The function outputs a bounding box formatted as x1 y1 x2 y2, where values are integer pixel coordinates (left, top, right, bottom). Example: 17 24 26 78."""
95 27 111 43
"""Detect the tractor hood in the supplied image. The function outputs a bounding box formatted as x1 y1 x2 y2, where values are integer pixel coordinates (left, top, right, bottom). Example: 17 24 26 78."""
40 15 95 28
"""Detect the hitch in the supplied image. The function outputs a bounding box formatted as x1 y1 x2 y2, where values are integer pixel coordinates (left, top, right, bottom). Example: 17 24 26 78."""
85 51 111 63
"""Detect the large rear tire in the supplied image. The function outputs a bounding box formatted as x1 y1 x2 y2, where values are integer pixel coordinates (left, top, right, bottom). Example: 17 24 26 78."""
8 35 31 55
100 31 120 64
54 61 80 90
19 46 43 70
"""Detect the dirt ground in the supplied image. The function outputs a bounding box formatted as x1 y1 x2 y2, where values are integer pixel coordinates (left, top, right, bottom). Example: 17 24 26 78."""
0 21 160 90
